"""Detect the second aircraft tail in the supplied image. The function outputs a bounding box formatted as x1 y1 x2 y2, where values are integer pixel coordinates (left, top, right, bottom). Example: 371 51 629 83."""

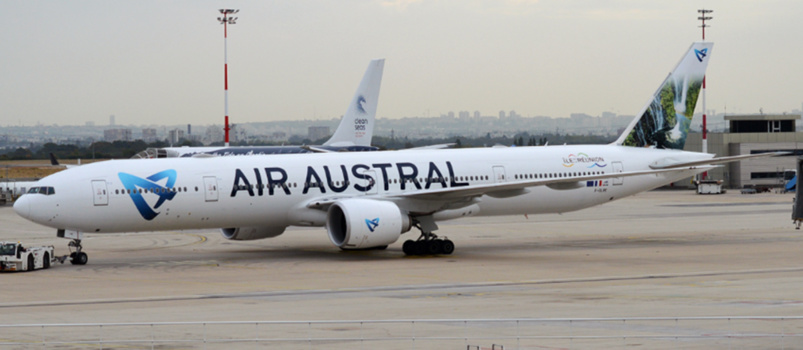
324 59 385 147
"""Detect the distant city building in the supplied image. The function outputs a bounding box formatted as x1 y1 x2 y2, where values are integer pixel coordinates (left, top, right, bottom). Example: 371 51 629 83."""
142 128 157 142
168 129 185 145
187 124 192 136
204 126 224 144
458 111 470 119
187 134 202 143
85 121 95 127
474 111 481 118
109 115 115 126
103 128 131 142
308 126 330 141
499 110 505 119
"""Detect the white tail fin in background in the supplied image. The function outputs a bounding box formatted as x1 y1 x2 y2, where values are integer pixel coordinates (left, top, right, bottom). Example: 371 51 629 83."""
324 59 385 147
615 42 713 150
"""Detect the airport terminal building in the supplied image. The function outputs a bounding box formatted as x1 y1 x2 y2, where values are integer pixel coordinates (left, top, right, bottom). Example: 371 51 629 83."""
684 113 802 189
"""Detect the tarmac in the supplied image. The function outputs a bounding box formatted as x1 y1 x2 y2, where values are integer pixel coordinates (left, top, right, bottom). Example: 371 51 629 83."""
1 190 802 348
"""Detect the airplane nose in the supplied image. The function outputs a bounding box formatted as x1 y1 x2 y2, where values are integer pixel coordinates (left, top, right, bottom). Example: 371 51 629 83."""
13 195 31 220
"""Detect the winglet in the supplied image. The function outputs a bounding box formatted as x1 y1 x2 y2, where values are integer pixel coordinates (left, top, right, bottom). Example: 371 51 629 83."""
615 42 714 150
324 59 385 147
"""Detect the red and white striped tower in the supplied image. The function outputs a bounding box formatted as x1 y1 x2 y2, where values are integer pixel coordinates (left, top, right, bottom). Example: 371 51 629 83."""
218 9 238 147
698 9 712 179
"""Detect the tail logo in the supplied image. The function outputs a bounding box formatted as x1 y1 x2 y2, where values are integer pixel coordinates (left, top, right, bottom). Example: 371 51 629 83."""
694 48 708 62
365 218 380 232
357 95 367 114
118 169 178 220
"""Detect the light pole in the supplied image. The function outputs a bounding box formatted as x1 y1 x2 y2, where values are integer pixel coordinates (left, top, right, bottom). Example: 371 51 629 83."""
698 9 712 180
218 9 238 147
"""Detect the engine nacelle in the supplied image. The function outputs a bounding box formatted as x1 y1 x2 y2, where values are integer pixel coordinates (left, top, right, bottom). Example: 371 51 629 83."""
326 199 411 249
221 226 286 241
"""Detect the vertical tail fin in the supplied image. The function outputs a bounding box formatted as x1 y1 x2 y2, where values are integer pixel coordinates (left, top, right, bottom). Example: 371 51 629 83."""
324 59 385 147
615 42 713 150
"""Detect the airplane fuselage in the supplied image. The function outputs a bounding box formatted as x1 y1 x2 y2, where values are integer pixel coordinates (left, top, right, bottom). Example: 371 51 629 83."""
15 144 710 234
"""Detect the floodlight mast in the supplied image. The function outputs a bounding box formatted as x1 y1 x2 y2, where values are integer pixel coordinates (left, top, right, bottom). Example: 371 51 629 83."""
218 9 238 147
698 9 713 180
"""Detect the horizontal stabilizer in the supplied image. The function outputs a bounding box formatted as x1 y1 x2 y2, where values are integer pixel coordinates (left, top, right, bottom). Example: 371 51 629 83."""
650 152 788 169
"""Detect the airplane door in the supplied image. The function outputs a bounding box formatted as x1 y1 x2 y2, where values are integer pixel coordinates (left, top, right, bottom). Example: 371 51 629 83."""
91 180 108 206
493 166 507 183
612 162 624 185
203 176 219 202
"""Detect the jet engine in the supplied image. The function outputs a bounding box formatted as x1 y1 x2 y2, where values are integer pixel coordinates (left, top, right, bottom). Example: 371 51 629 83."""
221 226 286 241
326 199 411 249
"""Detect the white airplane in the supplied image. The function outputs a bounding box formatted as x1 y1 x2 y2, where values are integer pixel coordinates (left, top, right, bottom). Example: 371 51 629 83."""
132 59 385 159
12 42 780 264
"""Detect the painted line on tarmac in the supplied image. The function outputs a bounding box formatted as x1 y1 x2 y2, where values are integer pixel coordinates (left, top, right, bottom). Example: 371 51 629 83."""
2 266 803 309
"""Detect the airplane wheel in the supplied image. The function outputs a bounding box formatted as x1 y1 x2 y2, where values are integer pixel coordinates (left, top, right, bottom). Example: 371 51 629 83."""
441 240 455 255
72 252 88 265
413 241 428 256
43 253 51 269
427 240 442 255
402 240 415 255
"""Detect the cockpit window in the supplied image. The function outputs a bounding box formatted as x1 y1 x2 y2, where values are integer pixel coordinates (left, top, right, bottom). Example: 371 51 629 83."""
26 186 55 195
0 243 17 256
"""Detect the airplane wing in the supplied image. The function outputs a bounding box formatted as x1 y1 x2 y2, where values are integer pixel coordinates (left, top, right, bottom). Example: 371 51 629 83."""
398 166 715 201
302 145 336 153
305 152 786 210
649 152 788 169
403 143 456 150
306 165 715 210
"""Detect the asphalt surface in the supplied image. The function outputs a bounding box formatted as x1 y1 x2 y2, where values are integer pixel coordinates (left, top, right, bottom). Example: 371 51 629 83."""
1 190 801 348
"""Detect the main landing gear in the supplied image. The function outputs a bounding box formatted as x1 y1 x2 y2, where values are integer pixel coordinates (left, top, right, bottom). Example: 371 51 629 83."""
402 216 455 256
402 234 455 256
68 239 88 265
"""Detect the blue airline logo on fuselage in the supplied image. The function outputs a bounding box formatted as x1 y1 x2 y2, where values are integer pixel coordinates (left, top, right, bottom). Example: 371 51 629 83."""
365 218 380 232
694 48 708 62
118 169 178 220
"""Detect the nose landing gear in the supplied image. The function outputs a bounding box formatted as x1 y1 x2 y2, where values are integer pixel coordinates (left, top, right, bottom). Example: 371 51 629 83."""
68 239 88 265
57 229 88 265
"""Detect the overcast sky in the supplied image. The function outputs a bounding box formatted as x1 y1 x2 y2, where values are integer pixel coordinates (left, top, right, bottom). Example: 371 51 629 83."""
2 0 801 127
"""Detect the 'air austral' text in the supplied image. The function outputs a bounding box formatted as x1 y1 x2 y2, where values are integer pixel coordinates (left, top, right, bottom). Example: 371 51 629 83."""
230 161 468 197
